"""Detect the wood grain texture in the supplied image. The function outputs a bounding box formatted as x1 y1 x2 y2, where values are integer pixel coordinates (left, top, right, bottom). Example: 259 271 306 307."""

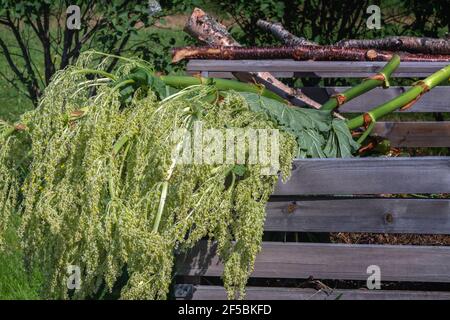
301 86 450 112
372 122 450 147
175 285 450 300
187 60 449 78
177 241 450 282
265 199 450 234
187 70 295 78
274 157 450 195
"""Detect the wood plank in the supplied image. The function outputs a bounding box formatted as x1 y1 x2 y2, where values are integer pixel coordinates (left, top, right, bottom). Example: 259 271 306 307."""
175 285 450 300
187 60 449 78
187 71 295 78
300 86 450 113
187 71 448 79
373 122 450 147
275 157 450 195
265 199 450 234
177 241 450 282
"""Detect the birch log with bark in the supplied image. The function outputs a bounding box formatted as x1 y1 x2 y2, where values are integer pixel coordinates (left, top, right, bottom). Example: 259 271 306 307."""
184 8 240 47
183 8 323 110
336 37 450 55
257 20 450 55
172 46 450 62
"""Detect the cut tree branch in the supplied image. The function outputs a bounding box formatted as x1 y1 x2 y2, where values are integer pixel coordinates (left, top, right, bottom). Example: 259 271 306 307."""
336 36 450 55
183 8 324 111
257 20 450 55
256 19 318 46
172 46 450 62
184 8 239 47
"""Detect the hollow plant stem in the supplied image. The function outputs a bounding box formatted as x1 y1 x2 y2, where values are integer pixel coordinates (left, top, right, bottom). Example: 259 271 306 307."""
159 75 285 102
356 120 376 144
152 181 168 233
75 69 287 103
73 69 117 80
320 55 400 112
347 64 450 130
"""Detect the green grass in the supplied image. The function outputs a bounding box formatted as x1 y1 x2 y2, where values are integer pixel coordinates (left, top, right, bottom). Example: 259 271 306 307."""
0 217 43 300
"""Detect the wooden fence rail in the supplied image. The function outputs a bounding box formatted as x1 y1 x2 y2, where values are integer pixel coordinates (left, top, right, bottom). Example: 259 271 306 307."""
178 241 450 282
265 199 450 234
187 60 450 78
275 157 450 195
300 86 450 113
175 285 450 300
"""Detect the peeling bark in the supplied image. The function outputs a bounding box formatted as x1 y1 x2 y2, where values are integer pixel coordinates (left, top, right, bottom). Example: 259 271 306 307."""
257 20 450 55
256 19 317 46
184 8 239 47
336 36 450 55
172 45 450 62
183 8 324 110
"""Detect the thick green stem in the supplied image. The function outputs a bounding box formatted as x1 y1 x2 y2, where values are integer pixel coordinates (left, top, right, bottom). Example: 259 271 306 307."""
160 75 285 103
152 125 188 233
356 120 376 144
112 79 135 92
112 134 132 156
74 68 288 103
73 69 118 81
347 64 450 130
321 55 400 112
152 181 168 233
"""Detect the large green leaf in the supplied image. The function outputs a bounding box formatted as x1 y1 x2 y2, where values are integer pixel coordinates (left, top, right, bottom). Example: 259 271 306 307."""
239 92 330 132
238 92 360 158
329 119 360 158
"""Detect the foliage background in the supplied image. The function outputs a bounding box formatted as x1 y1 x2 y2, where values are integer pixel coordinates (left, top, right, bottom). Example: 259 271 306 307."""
0 0 448 299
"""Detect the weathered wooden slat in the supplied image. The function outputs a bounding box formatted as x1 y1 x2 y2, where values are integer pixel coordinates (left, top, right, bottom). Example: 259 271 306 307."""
195 71 450 79
265 199 450 234
177 241 450 282
187 71 295 78
275 157 450 195
187 60 449 78
300 86 450 112
372 122 450 147
175 285 450 300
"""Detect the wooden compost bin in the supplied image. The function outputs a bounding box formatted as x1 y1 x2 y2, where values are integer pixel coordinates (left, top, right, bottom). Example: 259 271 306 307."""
174 60 450 300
